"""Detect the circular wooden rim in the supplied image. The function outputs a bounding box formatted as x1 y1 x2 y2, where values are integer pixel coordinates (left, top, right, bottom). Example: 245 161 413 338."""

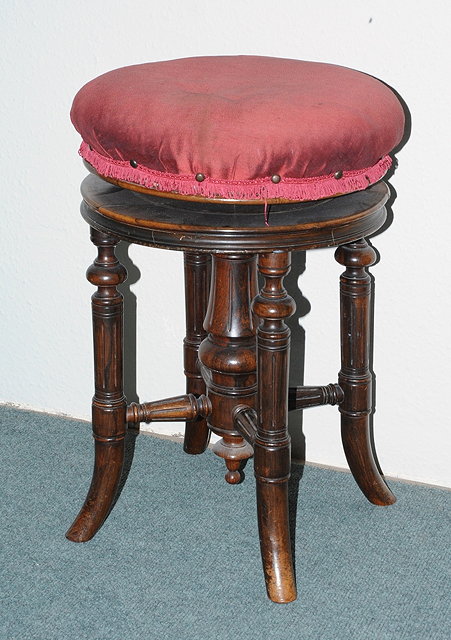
80 174 389 253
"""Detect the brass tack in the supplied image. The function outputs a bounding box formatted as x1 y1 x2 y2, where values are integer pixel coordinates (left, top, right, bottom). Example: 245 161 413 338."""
130 159 138 168
195 173 205 182
334 170 343 179
271 174 281 184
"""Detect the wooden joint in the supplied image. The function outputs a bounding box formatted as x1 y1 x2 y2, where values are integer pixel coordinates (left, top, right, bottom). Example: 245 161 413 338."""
233 405 258 446
253 439 291 481
288 383 344 411
126 394 211 425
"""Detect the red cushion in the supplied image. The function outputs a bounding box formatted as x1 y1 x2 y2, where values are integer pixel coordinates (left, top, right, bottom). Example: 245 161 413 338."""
71 56 405 201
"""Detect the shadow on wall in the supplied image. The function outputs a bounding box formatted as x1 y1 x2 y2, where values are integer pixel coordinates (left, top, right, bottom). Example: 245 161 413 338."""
285 251 311 463
365 79 411 473
116 242 141 405
114 242 141 506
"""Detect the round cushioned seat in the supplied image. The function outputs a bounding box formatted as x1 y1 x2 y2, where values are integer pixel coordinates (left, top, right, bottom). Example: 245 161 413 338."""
71 55 404 202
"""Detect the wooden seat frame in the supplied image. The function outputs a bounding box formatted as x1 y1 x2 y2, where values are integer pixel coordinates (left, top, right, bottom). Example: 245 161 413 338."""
66 172 395 603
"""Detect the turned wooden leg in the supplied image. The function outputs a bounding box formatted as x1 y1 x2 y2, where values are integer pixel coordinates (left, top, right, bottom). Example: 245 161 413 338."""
335 240 395 506
252 251 297 603
183 252 212 454
198 254 257 484
66 227 127 542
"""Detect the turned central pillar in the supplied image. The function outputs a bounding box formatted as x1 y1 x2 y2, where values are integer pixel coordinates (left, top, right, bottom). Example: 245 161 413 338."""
198 254 257 483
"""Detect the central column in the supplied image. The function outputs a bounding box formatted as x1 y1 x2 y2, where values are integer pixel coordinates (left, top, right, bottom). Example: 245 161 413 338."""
198 254 257 483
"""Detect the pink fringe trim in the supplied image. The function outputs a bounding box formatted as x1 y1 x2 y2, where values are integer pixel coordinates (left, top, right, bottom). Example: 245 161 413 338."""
79 141 392 202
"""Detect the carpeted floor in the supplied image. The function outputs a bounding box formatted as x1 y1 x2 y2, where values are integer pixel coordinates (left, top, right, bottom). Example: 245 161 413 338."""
0 405 449 640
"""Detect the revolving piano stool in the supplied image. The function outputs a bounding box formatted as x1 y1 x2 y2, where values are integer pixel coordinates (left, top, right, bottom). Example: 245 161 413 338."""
66 56 405 603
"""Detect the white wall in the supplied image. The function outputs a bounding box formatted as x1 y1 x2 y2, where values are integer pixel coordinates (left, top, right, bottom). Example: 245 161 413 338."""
1 1 450 487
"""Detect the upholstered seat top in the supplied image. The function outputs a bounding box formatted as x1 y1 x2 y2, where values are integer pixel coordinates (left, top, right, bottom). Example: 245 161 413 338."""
71 55 404 202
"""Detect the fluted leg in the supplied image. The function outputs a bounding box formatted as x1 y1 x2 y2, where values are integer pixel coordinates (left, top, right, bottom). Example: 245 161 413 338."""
66 228 127 542
335 240 395 506
183 252 211 454
252 251 297 603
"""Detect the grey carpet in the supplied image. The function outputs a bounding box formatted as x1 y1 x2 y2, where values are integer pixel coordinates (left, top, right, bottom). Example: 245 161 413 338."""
0 405 449 640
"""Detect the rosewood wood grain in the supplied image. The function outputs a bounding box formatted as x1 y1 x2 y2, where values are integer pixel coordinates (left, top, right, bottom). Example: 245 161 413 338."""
288 383 344 410
66 228 127 542
198 254 257 483
335 240 395 506
183 252 212 454
127 394 210 424
252 251 297 603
